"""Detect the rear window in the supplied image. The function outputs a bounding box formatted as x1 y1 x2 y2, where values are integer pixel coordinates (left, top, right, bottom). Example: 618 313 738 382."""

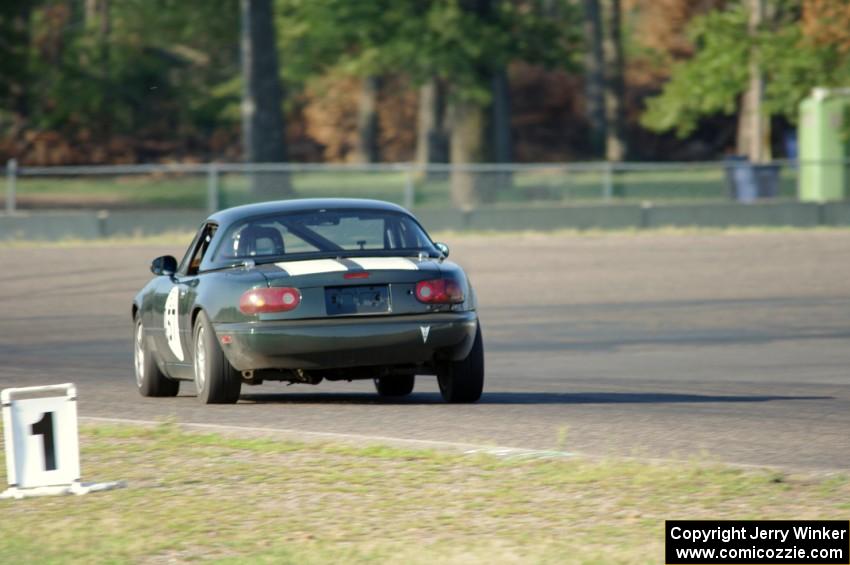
211 209 437 264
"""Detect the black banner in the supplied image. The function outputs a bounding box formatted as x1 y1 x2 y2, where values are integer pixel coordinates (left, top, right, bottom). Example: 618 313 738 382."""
666 520 849 564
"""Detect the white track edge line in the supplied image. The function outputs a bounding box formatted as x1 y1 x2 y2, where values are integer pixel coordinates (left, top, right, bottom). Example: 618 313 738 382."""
79 416 576 459
78 416 841 473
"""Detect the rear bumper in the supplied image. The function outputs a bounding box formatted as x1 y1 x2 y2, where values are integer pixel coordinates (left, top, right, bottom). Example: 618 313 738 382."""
214 312 478 371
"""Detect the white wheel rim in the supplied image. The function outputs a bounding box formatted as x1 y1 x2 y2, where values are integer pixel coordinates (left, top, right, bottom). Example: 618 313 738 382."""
194 326 207 393
134 322 145 388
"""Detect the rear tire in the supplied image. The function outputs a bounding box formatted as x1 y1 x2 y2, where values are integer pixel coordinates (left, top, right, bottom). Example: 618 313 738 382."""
374 375 415 397
437 322 484 403
134 315 179 397
193 311 241 404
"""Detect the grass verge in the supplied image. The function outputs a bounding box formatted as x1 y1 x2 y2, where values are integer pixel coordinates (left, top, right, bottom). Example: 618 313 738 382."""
14 166 801 208
0 423 847 564
5 225 850 249
0 230 198 248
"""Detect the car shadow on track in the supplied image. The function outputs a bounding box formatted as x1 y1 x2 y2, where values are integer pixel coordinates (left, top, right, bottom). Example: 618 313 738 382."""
477 392 833 404
239 392 443 405
237 391 832 405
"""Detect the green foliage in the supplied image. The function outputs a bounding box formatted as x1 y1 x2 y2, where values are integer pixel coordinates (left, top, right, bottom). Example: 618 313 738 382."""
642 1 850 136
641 5 750 137
759 26 850 124
3 0 584 162
410 0 581 102
0 2 31 117
277 0 402 82
278 0 581 103
13 0 240 142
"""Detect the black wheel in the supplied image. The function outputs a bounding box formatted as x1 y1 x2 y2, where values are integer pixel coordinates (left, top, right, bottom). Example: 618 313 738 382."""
193 311 241 404
374 375 415 397
134 315 179 397
437 322 484 403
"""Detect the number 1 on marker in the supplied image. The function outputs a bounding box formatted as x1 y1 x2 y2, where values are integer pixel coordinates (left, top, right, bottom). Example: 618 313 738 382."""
31 412 57 471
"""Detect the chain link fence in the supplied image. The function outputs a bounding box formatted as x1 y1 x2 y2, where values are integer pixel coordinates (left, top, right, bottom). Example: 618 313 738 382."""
3 159 844 214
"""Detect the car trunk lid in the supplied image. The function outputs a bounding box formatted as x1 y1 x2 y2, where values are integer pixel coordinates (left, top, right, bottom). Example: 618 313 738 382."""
251 257 444 319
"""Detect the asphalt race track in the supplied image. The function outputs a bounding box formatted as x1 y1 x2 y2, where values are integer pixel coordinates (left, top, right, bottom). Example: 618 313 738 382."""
1 232 848 471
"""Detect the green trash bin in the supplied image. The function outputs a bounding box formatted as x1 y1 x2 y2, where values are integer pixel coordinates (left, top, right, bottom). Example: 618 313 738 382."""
798 88 850 202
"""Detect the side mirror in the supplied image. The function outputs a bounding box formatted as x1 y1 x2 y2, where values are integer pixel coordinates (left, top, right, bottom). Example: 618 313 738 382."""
150 255 178 277
434 242 450 258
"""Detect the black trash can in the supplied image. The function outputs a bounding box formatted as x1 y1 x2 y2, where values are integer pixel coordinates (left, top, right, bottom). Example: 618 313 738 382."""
752 163 780 198
724 156 757 202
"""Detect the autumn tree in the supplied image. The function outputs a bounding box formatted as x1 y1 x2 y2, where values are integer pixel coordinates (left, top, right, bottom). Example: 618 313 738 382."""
801 0 850 53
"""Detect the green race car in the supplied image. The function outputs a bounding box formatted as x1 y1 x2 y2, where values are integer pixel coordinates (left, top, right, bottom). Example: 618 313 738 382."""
132 199 484 404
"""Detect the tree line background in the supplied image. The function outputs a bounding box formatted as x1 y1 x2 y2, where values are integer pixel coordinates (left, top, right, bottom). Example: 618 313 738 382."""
1 0 848 169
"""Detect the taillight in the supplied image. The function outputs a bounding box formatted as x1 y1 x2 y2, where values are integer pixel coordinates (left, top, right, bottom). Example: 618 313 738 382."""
344 271 370 279
415 279 464 304
239 287 301 314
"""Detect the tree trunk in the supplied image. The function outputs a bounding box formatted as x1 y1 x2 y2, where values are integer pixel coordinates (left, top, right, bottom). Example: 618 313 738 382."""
100 0 111 140
352 76 381 163
737 0 770 162
490 68 512 163
416 79 449 164
240 0 290 198
582 0 606 157
415 78 449 183
736 91 754 158
448 99 488 210
85 0 98 26
448 0 503 208
85 0 111 140
601 0 627 162
489 68 514 196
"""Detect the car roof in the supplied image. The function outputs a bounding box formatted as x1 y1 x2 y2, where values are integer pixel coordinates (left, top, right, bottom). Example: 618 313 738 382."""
208 198 412 227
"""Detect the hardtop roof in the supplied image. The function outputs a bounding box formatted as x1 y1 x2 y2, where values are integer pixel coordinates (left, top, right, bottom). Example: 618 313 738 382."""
207 198 411 227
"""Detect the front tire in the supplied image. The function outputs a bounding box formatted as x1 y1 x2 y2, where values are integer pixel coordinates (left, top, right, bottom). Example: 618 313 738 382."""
374 375 415 397
134 315 179 397
437 322 484 403
193 311 241 404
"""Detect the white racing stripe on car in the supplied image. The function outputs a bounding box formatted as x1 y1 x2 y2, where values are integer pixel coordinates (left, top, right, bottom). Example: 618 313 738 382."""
349 257 419 271
274 258 348 276
274 256 420 275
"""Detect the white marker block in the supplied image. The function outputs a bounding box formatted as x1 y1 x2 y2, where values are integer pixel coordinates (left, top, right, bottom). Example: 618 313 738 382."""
1 383 124 499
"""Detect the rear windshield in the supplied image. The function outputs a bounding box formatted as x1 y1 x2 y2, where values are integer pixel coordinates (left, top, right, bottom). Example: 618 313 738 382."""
211 209 438 264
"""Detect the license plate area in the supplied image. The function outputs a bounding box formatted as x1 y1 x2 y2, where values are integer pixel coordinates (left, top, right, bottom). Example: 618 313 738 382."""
325 285 390 316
